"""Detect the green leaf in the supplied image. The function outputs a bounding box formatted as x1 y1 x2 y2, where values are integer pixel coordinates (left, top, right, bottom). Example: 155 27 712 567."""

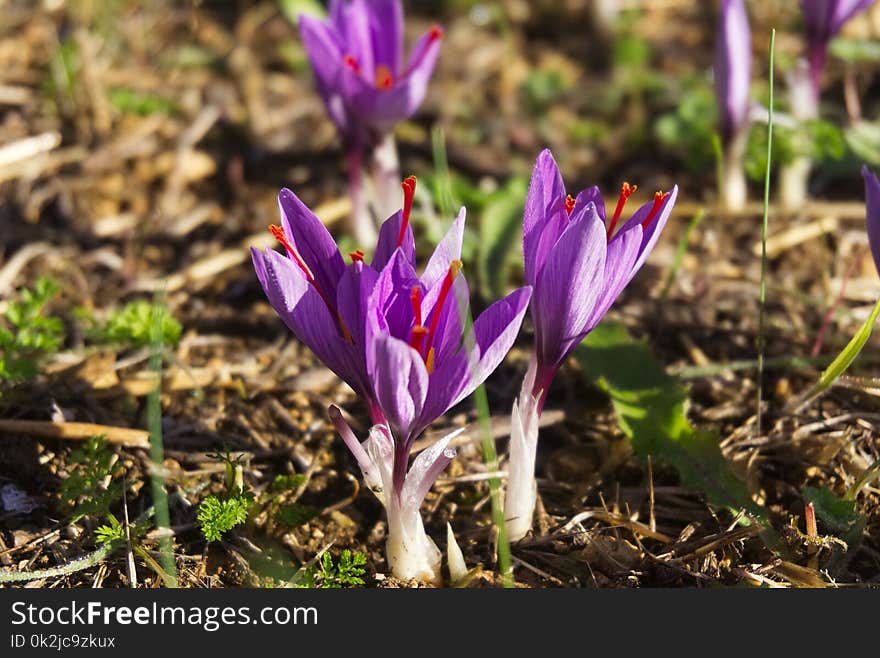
844 120 880 166
477 177 527 300
197 493 254 542
576 322 764 521
801 296 880 404
278 0 326 24
829 37 880 63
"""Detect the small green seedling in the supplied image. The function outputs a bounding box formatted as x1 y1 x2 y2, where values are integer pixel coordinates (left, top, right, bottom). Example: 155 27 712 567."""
59 435 124 523
0 277 64 382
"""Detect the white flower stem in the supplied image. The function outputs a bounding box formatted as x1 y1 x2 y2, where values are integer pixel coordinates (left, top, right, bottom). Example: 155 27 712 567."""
385 494 442 585
369 132 401 222
346 146 378 246
503 372 541 542
720 128 748 212
779 57 819 209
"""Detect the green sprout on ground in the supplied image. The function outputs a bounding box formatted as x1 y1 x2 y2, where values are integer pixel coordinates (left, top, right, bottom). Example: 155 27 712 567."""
317 550 366 588
197 493 254 542
93 300 182 349
58 435 124 523
0 277 64 383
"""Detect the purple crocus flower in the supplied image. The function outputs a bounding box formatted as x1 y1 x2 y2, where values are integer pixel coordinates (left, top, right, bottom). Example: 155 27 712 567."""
253 179 532 582
863 165 880 275
251 178 418 425
505 149 677 541
299 0 442 148
715 0 751 144
801 0 875 97
715 0 750 210
298 0 443 247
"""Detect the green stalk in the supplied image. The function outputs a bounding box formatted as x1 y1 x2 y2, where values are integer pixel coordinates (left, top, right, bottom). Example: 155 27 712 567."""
473 383 513 588
148 290 177 587
756 30 776 436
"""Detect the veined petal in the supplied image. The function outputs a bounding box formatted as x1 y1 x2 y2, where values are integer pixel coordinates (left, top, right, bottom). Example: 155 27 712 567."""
715 0 751 140
574 185 606 224
368 248 422 346
532 208 607 370
373 209 416 271
453 285 532 406
368 0 404 77
863 165 880 276
340 0 375 78
630 185 678 275
256 248 366 397
277 188 345 296
422 207 466 290
298 15 344 89
581 222 643 335
371 333 429 442
523 149 566 285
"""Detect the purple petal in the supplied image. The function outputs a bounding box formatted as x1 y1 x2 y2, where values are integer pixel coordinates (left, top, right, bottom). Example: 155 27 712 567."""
523 149 567 285
370 333 429 442
574 185 606 224
373 209 415 271
299 15 343 88
581 222 644 335
453 285 533 405
368 0 404 77
630 185 678 275
277 188 345 298
339 0 375 78
368 248 422 346
715 0 751 140
864 165 880 276
532 208 607 370
422 207 466 290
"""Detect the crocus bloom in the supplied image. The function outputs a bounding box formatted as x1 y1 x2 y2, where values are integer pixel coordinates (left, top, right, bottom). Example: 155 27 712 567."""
715 0 751 211
863 165 880 275
299 0 442 149
299 0 443 246
802 0 875 94
505 149 677 541
253 179 531 582
333 217 531 582
715 0 751 144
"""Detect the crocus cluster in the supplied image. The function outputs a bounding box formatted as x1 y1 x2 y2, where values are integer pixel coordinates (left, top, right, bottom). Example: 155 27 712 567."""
252 179 530 583
299 0 442 244
714 0 751 211
504 150 677 541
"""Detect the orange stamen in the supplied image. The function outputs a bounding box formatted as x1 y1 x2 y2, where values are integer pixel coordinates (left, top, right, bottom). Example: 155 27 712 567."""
269 224 352 343
565 194 576 215
410 286 422 327
343 54 360 73
349 249 365 263
641 191 669 229
398 176 417 247
606 182 637 239
423 260 462 369
375 64 393 90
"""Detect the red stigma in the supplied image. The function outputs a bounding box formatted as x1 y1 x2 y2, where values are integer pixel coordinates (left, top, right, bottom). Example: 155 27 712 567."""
565 194 576 215
375 65 394 90
343 54 360 73
410 286 422 327
269 224 351 343
606 182 637 239
349 249 365 263
398 175 417 247
641 191 669 229
269 224 315 282
428 25 443 42
423 260 462 374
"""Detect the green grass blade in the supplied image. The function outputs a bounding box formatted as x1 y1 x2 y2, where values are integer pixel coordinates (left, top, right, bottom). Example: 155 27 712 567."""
148 288 178 587
756 29 776 436
659 207 704 301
